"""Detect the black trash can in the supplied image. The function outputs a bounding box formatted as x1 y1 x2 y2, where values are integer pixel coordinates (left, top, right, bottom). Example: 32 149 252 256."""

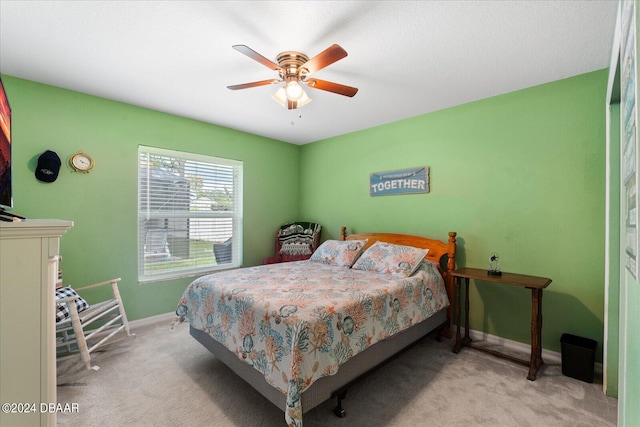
560 333 597 383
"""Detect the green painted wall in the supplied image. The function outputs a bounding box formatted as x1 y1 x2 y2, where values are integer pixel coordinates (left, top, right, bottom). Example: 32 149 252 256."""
299 70 608 359
1 76 300 321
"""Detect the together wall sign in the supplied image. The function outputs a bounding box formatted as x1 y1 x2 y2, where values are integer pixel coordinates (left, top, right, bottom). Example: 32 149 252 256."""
369 166 430 197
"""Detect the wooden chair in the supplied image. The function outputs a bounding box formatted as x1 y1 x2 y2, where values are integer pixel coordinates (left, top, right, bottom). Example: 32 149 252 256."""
56 278 134 371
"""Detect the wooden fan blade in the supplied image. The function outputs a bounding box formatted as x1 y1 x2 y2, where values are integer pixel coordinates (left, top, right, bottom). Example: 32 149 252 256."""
227 79 280 90
302 44 348 74
232 45 281 71
306 79 358 97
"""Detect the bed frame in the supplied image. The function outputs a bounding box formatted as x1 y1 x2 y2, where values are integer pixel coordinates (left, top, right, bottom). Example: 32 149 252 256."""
189 227 457 420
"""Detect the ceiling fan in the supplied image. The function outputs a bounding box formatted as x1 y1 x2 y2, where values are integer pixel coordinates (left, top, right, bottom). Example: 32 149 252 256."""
227 44 358 110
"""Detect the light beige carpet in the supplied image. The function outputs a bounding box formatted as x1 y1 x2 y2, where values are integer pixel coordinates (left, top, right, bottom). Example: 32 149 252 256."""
56 317 617 427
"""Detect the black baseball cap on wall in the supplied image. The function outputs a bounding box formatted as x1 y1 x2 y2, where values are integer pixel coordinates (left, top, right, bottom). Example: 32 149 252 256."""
35 150 61 183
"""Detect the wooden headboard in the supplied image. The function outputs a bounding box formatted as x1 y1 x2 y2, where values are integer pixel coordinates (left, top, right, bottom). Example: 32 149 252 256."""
339 226 457 337
339 227 456 272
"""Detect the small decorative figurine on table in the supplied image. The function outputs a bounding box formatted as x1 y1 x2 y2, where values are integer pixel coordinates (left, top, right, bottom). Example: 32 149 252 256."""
488 252 502 276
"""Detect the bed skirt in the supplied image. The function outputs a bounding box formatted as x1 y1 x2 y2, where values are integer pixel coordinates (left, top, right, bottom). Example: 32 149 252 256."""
190 307 447 414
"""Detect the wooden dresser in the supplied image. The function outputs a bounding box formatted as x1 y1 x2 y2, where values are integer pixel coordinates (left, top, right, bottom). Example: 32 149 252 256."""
0 219 73 427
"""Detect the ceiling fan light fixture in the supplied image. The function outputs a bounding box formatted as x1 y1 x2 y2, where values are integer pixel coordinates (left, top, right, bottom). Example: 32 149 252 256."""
230 44 355 110
295 92 312 108
284 80 304 101
272 87 312 110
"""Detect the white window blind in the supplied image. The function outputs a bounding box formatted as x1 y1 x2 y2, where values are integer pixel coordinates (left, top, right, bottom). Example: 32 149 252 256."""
137 146 243 283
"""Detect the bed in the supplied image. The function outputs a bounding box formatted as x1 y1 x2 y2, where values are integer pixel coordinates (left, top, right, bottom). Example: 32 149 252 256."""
176 227 457 426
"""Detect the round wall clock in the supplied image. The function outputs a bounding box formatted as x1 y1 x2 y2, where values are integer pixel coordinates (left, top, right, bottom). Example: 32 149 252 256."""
70 151 95 173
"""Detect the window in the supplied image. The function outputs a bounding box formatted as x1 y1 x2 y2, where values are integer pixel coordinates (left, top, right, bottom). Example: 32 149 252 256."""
137 146 243 283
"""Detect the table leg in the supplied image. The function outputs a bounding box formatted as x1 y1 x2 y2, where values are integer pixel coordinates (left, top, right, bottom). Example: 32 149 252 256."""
527 288 543 381
463 278 471 345
536 289 543 363
453 277 462 353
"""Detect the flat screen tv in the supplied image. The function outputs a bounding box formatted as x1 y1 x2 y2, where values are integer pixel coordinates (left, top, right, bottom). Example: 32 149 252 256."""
0 76 12 211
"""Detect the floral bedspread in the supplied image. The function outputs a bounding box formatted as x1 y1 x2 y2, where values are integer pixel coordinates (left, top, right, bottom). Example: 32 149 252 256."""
176 260 449 427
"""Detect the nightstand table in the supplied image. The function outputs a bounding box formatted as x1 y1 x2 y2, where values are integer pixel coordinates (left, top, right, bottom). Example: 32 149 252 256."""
451 267 552 381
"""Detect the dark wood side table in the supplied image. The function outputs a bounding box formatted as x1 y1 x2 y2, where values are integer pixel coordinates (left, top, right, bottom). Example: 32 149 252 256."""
451 267 552 381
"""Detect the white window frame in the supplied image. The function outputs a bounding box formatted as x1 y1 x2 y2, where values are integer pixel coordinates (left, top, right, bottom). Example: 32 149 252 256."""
137 146 243 283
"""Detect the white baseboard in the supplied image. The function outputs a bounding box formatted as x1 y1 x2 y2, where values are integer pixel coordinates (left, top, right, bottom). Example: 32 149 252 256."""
463 328 602 375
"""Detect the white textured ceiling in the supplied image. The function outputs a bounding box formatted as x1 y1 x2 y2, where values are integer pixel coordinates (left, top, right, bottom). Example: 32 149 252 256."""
0 1 617 145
